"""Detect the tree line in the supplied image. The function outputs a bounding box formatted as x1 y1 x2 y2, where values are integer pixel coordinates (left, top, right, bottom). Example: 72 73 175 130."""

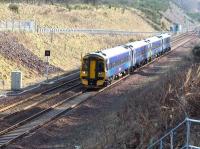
2 0 104 5
1 0 133 6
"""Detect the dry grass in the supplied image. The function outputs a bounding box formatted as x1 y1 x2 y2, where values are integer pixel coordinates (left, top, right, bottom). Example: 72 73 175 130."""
0 54 39 89
0 3 155 90
0 32 148 90
13 32 146 71
79 59 200 148
0 3 155 31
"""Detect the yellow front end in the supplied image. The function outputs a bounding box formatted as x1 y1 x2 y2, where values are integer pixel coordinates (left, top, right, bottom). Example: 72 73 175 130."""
80 56 106 88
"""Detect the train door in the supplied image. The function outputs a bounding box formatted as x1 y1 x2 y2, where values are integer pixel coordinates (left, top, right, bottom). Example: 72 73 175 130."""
147 43 152 60
132 48 136 68
161 39 164 52
89 59 96 79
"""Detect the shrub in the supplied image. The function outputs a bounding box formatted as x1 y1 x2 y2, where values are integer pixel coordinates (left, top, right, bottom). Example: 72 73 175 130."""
65 4 71 11
129 38 135 42
8 3 19 13
121 8 125 14
193 45 200 58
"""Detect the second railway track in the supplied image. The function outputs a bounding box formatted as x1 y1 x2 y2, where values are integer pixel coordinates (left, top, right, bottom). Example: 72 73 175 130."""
0 77 80 114
0 78 82 130
0 32 196 148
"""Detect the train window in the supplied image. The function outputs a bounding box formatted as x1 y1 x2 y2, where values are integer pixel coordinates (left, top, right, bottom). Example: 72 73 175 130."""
166 38 170 43
82 59 89 71
97 61 104 72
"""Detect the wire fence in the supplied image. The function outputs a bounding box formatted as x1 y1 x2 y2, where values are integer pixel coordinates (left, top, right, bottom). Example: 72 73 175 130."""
0 20 171 36
2 19 198 36
37 27 170 35
148 118 200 149
0 20 36 32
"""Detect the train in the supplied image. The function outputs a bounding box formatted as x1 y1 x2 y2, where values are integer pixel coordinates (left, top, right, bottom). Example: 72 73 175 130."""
80 33 171 88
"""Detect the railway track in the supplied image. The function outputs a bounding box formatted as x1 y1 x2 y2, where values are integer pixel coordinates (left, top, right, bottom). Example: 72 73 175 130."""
171 32 192 44
0 32 188 112
0 78 82 128
0 32 196 148
0 78 81 119
0 32 185 115
0 73 80 113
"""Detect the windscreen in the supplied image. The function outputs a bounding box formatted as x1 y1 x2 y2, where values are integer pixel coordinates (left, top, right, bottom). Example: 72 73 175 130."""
97 61 105 72
82 59 89 71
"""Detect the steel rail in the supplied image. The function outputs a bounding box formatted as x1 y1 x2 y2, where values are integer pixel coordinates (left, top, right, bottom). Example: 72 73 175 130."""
0 77 80 113
0 31 187 114
0 81 81 121
0 32 194 148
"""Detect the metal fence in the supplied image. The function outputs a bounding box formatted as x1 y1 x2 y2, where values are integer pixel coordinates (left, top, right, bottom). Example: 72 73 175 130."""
37 27 169 36
0 20 36 32
148 118 200 149
0 20 171 36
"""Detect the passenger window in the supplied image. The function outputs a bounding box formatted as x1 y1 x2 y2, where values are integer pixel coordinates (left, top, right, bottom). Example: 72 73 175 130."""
98 61 104 72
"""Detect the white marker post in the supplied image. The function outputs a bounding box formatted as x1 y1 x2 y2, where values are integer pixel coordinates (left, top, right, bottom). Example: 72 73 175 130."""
45 50 51 82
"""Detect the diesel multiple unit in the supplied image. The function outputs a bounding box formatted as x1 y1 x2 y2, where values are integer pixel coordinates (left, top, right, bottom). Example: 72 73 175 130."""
80 33 171 88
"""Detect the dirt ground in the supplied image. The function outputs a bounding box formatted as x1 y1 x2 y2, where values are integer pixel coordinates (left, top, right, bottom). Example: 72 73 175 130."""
6 37 200 149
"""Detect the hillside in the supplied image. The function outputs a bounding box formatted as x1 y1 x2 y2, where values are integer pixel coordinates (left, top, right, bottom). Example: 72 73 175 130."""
0 3 155 90
173 0 200 13
172 0 200 22
0 1 197 90
6 31 200 149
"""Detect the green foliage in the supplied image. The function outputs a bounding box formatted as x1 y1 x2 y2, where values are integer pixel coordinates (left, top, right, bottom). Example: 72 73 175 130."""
187 13 200 22
132 0 170 25
65 4 71 11
8 3 19 13
134 0 169 12
128 38 135 42
193 45 200 57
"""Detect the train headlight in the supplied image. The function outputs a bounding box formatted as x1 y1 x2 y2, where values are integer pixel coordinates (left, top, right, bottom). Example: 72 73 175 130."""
82 71 88 76
98 72 103 77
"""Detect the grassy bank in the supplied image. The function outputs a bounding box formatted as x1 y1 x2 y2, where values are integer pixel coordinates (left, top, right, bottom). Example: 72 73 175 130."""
0 3 155 89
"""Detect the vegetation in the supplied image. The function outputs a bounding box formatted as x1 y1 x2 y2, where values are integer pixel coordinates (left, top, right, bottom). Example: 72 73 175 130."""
1 0 133 6
79 55 200 148
0 3 154 89
188 13 200 22
132 0 170 25
193 45 200 58
0 0 176 28
8 3 19 13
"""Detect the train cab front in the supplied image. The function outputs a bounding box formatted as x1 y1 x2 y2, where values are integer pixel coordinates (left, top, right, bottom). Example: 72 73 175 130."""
80 55 106 89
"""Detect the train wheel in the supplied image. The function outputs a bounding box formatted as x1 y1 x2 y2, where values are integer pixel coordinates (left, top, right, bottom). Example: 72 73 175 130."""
104 80 110 87
114 75 119 80
109 80 112 84
125 69 129 75
148 58 151 62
